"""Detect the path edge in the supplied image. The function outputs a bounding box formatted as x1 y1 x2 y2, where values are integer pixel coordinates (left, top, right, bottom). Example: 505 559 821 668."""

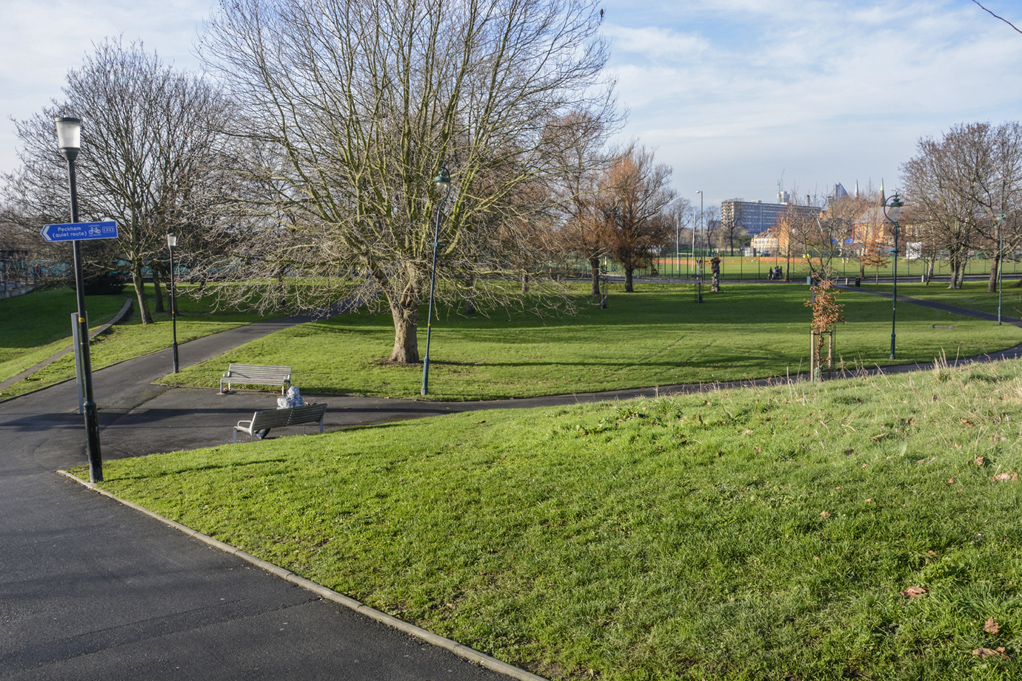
56 469 548 681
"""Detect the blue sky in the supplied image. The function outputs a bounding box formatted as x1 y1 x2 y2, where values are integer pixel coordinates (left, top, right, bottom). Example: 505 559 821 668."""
2 0 1021 211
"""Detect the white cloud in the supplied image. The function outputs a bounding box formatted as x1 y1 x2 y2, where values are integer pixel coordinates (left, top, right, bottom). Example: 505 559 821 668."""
0 0 209 177
600 0 1022 204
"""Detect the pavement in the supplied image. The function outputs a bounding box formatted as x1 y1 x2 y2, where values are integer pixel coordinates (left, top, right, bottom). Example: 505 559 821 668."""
3 291 1022 680
0 314 522 681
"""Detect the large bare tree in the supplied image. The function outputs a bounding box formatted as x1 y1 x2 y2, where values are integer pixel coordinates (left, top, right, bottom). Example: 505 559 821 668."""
198 0 614 363
4 40 233 323
543 111 618 296
601 145 675 292
902 122 1022 290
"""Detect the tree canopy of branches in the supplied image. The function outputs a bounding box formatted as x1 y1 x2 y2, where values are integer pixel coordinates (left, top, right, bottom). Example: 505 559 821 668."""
199 0 614 363
902 122 1022 290
544 111 615 296
3 40 233 322
600 145 675 292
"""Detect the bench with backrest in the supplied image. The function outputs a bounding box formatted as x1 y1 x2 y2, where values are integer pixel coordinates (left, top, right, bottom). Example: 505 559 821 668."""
220 363 292 394
233 403 328 443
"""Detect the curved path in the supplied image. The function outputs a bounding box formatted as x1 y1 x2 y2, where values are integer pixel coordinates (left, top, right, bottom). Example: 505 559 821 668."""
2 292 1020 680
0 312 514 681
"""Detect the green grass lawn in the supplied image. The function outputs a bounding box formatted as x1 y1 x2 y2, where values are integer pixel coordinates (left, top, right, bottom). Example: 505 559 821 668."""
0 285 272 399
644 255 1017 281
862 281 1022 319
160 283 1022 400
82 356 1022 680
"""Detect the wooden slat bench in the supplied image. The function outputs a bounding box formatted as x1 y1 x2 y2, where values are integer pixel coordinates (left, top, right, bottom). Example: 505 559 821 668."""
233 403 328 443
220 363 292 394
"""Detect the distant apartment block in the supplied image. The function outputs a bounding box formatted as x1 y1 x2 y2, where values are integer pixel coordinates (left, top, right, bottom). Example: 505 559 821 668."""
721 198 818 237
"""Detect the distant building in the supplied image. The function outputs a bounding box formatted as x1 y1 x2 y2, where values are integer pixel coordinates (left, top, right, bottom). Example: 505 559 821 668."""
721 195 820 237
749 226 784 255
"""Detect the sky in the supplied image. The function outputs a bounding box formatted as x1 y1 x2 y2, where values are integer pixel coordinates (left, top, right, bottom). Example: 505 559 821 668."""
2 0 1021 212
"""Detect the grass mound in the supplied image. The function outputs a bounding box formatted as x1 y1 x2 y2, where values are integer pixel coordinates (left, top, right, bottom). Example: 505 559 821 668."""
89 357 1022 680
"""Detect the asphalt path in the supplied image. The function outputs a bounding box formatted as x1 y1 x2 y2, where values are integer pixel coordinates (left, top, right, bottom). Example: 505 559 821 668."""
0 314 515 681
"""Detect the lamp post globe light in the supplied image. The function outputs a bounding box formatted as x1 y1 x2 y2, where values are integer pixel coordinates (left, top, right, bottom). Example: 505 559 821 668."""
421 161 451 397
167 234 179 372
56 115 103 482
881 192 903 360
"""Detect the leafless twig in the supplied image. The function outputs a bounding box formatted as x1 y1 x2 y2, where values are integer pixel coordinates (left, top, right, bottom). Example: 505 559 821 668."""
973 0 1022 35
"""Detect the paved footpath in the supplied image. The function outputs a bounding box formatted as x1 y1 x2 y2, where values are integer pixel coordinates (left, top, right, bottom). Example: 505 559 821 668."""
0 315 518 681
3 294 1021 680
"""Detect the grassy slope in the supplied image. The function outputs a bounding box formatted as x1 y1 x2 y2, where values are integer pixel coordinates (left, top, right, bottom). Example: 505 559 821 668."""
86 357 1022 680
0 285 271 399
160 284 1021 400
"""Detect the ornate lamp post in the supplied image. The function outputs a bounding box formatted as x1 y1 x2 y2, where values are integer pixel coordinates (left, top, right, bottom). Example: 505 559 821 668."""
56 116 102 482
882 193 903 359
167 234 179 372
421 162 451 396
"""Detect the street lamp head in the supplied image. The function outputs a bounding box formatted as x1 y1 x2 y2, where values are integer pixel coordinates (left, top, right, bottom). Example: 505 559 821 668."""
882 193 903 224
998 211 1006 223
54 116 82 161
167 234 177 248
434 164 451 192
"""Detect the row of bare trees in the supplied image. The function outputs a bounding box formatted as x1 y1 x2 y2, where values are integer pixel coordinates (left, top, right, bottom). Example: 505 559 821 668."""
902 121 1022 290
2 0 687 365
2 0 661 364
547 114 676 294
2 39 236 323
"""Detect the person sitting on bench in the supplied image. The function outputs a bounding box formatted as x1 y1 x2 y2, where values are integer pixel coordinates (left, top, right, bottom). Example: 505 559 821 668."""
256 386 307 439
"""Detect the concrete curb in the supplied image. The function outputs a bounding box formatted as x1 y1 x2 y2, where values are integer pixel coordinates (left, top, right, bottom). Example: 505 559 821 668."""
56 469 548 681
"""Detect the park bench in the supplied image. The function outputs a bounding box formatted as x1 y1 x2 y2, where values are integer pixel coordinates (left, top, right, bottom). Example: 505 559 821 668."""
219 363 292 394
233 403 328 443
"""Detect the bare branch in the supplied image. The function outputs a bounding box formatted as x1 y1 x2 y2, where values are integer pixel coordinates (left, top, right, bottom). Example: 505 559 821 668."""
972 0 1022 35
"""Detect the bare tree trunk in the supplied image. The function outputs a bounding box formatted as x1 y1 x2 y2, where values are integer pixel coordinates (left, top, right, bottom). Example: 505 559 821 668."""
924 257 935 284
389 301 420 364
521 272 529 294
132 262 153 324
987 253 1000 293
624 267 634 292
590 256 601 296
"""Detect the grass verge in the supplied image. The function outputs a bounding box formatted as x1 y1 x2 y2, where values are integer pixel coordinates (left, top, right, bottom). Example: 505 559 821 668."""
862 281 1022 319
0 285 272 399
161 284 1021 400
81 357 1022 679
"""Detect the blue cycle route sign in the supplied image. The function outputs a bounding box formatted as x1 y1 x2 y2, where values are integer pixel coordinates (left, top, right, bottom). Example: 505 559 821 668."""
41 221 119 242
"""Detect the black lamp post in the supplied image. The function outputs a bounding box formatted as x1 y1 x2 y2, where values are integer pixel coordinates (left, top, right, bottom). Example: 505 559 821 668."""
421 162 451 396
882 192 903 360
167 233 179 372
997 211 1006 325
56 116 102 482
